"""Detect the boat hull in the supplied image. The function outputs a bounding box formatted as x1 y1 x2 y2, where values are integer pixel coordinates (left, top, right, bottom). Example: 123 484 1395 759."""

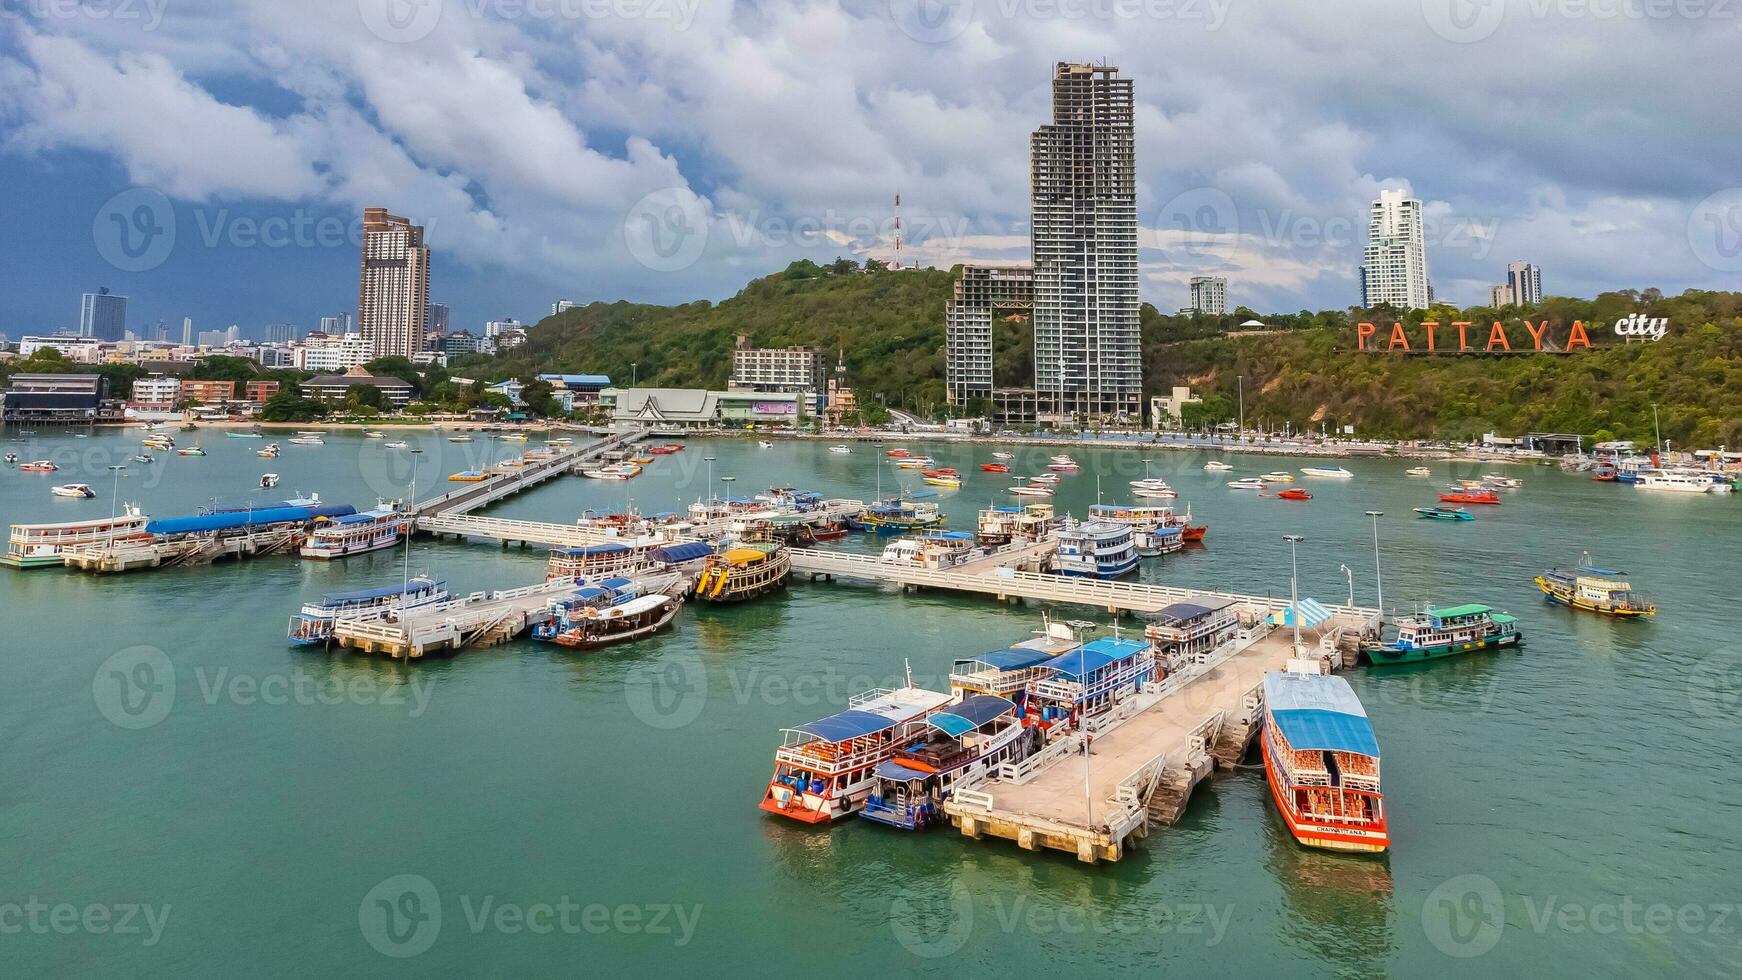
1261 731 1390 853
1533 577 1654 617
1364 631 1522 665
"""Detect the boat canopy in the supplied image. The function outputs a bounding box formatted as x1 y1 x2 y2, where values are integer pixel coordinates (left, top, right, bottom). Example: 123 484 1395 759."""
1263 673 1379 757
318 578 443 606
720 547 771 564
986 505 1023 513
789 708 896 743
925 531 976 541
1272 597 1333 628
1038 637 1146 680
1154 598 1240 625
926 694 1017 737
329 509 395 525
572 587 610 601
560 542 631 556
599 577 635 590
962 646 1060 671
653 542 713 564
146 504 356 536
873 760 931 783
1429 603 1492 620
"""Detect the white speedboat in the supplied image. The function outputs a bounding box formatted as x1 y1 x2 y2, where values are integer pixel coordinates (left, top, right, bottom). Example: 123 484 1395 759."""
1029 473 1061 485
829 445 851 454
52 484 95 498
384 442 409 450
1132 486 1178 499
288 436 323 446
130 453 154 464
1008 485 1054 497
448 435 473 443
175 446 207 457
257 444 280 458
2 453 16 464
1481 474 1523 489
1405 466 1432 477
1129 479 1171 490
1259 471 1294 483
1228 478 1267 490
1301 466 1354 479
758 440 773 449
364 430 385 439
1203 461 1233 471
1637 470 1713 493
992 451 1015 461
259 473 280 489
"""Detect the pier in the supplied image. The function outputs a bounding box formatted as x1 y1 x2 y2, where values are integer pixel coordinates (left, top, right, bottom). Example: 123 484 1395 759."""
61 525 303 572
411 430 645 518
942 623 1365 864
415 499 871 549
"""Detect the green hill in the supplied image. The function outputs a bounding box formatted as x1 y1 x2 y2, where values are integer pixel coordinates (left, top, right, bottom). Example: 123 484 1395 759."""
465 261 1742 447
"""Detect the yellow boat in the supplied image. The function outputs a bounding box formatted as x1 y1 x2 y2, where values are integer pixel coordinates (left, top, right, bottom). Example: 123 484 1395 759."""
692 542 790 602
923 476 961 488
448 470 490 482
628 455 655 465
1534 557 1654 618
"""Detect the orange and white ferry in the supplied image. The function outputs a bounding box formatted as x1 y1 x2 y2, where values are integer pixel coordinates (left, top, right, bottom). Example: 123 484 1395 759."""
759 677 953 824
1260 665 1389 853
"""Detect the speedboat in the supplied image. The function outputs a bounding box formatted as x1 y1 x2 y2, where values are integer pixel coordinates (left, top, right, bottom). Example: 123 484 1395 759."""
1132 486 1178 499
176 446 207 456
384 441 409 450
1227 478 1267 490
448 434 473 443
886 449 911 458
1405 466 1432 477
1482 474 1523 489
288 436 323 446
1048 461 1080 472
51 484 95 498
130 454 155 464
1439 487 1501 505
829 445 852 454
1203 461 1233 471
1129 478 1171 490
20 460 59 472
758 440 774 449
1008 484 1054 497
259 473 280 489
1260 471 1294 483
980 463 1009 473
1274 488 1313 500
1029 473 1060 485
257 444 280 458
364 430 385 439
225 430 261 439
2 453 15 464
923 475 962 488
992 451 1014 461
1414 506 1474 521
1300 466 1353 479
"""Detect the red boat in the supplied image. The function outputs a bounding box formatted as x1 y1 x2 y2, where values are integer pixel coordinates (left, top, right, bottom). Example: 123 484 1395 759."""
980 463 1009 473
886 449 910 458
1275 488 1313 501
1439 490 1501 505
648 445 681 455
1181 524 1208 542
921 468 959 478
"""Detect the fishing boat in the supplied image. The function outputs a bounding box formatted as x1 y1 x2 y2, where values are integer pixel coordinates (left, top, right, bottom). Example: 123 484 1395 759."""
1439 487 1500 505
1404 466 1432 477
130 454 155 464
1261 667 1389 853
286 576 448 645
1301 466 1353 479
850 498 945 533
300 505 411 559
992 451 1014 461
861 694 1035 831
1228 477 1267 490
259 473 280 489
976 504 1054 546
544 593 684 650
1534 557 1654 617
759 681 956 823
176 446 207 457
1007 484 1054 498
19 460 58 473
1637 470 1713 493
922 475 961 488
448 470 490 482
1052 519 1138 579
256 444 280 458
51 484 95 498
547 539 668 580
1362 603 1522 665
287 436 323 446
880 531 980 570
1204 461 1234 472
693 542 791 602
980 463 1009 473
1274 488 1313 501
1481 473 1523 489
1413 506 1474 521
1260 471 1295 483
829 445 852 454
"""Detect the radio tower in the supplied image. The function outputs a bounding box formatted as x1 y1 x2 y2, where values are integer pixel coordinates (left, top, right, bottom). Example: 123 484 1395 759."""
891 192 902 270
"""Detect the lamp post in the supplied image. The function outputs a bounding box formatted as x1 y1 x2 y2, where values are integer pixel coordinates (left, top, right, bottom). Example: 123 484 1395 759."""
703 455 716 505
403 447 423 598
1237 375 1245 437
106 465 127 549
631 362 639 388
719 474 736 510
1283 534 1305 655
1339 563 1354 607
1364 510 1384 618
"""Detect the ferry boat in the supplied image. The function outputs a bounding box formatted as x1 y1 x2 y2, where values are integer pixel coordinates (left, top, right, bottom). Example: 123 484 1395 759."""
1413 506 1474 521
51 484 95 498
1301 466 1353 479
4 505 151 568
1085 504 1183 555
976 504 1054 546
759 682 956 823
543 593 683 650
547 539 667 580
286 576 448 645
829 445 852 454
1204 461 1234 472
19 460 58 473
300 504 410 559
1261 667 1389 853
850 498 944 534
1024 635 1157 727
1534 558 1654 617
861 694 1035 831
1052 519 1138 579
949 617 1085 709
1439 487 1500 505
693 542 790 602
1405 466 1432 477
1228 478 1267 490
980 463 1009 473
879 531 980 570
1637 470 1713 493
1363 603 1521 665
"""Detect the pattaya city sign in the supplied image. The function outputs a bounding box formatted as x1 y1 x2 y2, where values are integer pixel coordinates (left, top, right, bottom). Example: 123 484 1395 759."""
1356 315 1670 352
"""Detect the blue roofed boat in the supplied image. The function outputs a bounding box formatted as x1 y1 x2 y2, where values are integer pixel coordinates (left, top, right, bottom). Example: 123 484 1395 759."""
1261 668 1389 853
546 536 667 580
531 576 649 641
862 694 1036 831
948 616 1086 714
300 504 410 560
1052 518 1139 579
287 575 448 645
760 682 954 824
146 503 357 538
1026 635 1156 726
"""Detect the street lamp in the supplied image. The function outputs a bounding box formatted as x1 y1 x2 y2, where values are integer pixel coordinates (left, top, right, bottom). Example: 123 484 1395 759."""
719 474 736 508
632 362 639 388
1364 510 1384 618
106 465 127 549
1237 375 1245 436
1338 563 1354 607
403 447 423 598
703 455 716 505
1283 534 1305 655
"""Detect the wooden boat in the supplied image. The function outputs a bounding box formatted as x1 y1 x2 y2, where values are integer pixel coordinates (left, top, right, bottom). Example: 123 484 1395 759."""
1414 506 1474 521
1363 603 1522 665
861 694 1035 831
1534 557 1654 617
1052 518 1139 579
286 576 448 644
547 593 683 650
851 498 945 533
4 505 150 568
760 682 955 823
693 542 790 602
1262 667 1389 853
300 505 410 559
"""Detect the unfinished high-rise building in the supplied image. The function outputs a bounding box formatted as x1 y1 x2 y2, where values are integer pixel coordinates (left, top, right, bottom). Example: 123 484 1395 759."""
945 264 1033 407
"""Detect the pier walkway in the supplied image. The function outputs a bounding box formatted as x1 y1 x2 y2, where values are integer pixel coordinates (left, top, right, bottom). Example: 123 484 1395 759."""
412 430 644 518
944 627 1345 863
416 499 871 550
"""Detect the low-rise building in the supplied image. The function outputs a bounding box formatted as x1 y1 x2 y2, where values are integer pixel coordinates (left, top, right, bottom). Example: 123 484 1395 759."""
1149 386 1203 428
301 367 415 408
179 380 237 405
1 373 112 423
442 331 494 357
600 387 804 429
129 376 181 411
535 374 611 406
295 332 374 373
244 381 280 403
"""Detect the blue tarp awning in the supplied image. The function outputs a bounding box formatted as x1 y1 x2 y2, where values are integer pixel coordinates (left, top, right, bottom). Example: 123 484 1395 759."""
1039 637 1147 681
599 577 634 590
790 709 896 743
320 578 443 605
927 695 1016 737
561 543 630 556
147 504 356 536
1272 598 1333 628
1263 673 1379 757
653 542 713 563
961 646 1060 672
874 760 930 783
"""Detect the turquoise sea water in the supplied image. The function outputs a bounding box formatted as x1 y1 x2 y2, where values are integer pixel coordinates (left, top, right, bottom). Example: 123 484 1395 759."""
3 430 1738 977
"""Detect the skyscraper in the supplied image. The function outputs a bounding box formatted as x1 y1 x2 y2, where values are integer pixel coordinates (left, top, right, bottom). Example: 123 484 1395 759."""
945 264 1033 407
1030 62 1142 422
79 288 127 341
1187 276 1228 315
1507 261 1543 306
357 208 430 358
427 304 449 336
1359 189 1430 310
181 316 193 346
552 300 578 315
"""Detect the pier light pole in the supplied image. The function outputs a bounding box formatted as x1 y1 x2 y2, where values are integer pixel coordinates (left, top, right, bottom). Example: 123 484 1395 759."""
1364 511 1384 618
106 465 127 549
703 456 716 505
1283 534 1305 655
1338 564 1354 607
403 447 423 598
1237 375 1245 437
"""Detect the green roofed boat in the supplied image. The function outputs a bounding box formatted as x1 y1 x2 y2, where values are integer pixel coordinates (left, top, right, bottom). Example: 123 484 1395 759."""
1362 603 1522 665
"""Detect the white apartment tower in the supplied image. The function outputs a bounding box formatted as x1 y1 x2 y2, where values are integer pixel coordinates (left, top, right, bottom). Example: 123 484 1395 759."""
1188 276 1228 315
945 264 1034 406
1507 261 1543 306
1360 189 1431 310
357 208 430 358
1030 62 1142 422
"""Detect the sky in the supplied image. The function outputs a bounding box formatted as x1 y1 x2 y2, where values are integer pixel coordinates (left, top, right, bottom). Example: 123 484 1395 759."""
1 0 1739 340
